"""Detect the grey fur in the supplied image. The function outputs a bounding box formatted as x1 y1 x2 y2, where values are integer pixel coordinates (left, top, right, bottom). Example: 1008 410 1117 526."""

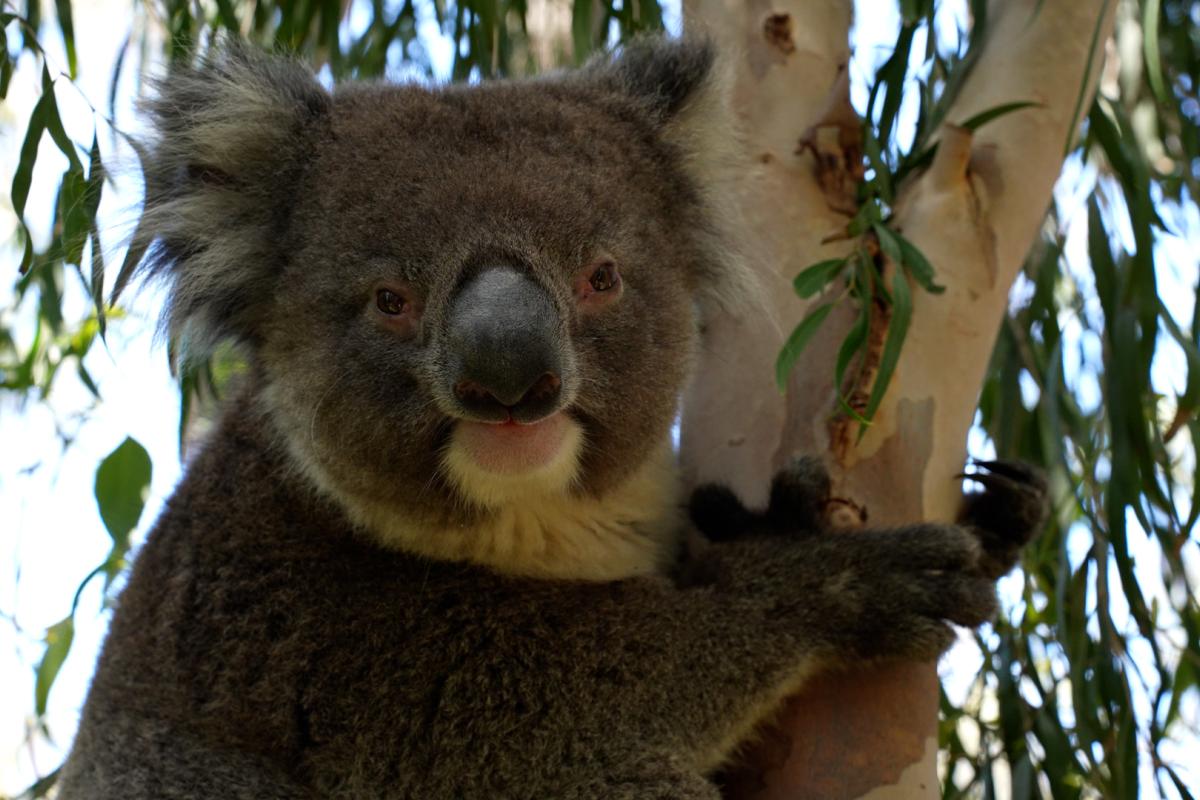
60 38 1047 799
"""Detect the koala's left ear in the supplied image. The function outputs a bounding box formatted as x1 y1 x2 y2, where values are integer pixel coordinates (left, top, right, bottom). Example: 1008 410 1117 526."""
584 36 720 122
584 37 762 318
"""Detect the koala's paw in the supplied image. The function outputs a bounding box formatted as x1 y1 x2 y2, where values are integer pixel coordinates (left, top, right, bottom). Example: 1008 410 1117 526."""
821 523 998 662
765 456 831 533
688 457 830 544
688 484 757 544
959 460 1049 579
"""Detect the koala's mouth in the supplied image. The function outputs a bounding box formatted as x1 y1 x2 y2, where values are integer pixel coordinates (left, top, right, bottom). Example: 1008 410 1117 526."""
440 412 585 508
453 412 574 475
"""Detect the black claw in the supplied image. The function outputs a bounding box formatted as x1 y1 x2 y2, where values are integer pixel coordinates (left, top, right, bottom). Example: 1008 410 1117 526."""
971 459 1046 488
962 471 1037 498
958 459 1050 578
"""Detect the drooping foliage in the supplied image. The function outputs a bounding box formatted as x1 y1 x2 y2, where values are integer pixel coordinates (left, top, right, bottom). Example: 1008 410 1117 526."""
0 1 1196 798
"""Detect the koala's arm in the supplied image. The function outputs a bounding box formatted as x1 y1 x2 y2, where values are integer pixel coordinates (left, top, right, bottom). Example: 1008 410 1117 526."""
607 458 1047 771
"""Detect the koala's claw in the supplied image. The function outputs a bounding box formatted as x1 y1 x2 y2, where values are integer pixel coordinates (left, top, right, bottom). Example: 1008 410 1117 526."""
766 456 831 532
958 459 1050 579
970 459 1044 485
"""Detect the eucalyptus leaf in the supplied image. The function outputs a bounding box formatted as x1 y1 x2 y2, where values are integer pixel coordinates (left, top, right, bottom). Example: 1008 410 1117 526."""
34 616 74 717
1141 0 1167 104
861 268 912 427
893 229 945 294
960 100 1040 132
94 437 153 551
792 258 847 299
776 302 835 392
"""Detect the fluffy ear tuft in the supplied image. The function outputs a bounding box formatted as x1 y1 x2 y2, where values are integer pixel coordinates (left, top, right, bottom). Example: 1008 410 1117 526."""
128 43 330 364
587 37 765 321
586 36 718 122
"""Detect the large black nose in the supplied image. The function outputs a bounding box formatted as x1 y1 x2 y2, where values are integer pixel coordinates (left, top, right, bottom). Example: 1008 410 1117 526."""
444 267 565 423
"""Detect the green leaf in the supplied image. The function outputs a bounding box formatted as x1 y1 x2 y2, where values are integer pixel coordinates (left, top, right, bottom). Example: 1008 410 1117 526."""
792 258 847 299
94 437 153 550
84 134 106 331
776 302 835 391
862 269 913 424
39 65 82 172
1087 197 1117 318
834 289 871 419
89 225 106 337
16 766 61 800
12 92 49 221
893 229 945 293
571 0 594 64
34 616 74 717
872 22 917 148
873 223 904 266
59 165 89 267
1141 0 1167 104
1165 657 1195 728
77 361 100 398
960 100 1040 132
52 0 75 77
862 124 893 205
83 132 103 218
847 201 882 237
1063 0 1113 156
0 22 12 99
214 0 239 29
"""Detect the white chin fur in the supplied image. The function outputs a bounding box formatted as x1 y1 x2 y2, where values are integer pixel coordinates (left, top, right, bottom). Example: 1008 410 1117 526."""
442 416 585 509
406 419 680 581
279 402 683 581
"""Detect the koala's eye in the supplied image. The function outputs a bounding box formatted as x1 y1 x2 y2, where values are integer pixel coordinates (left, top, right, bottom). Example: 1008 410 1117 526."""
588 262 619 293
371 282 423 337
575 259 623 314
376 288 407 315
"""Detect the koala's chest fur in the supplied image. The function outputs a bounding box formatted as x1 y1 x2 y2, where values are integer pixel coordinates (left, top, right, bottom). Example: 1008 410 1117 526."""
74 409 707 796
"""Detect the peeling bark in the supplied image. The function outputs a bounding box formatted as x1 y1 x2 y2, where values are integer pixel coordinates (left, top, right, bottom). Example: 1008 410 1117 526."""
681 1 1115 797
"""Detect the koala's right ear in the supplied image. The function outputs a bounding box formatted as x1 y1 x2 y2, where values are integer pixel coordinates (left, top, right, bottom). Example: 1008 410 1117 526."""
120 44 330 363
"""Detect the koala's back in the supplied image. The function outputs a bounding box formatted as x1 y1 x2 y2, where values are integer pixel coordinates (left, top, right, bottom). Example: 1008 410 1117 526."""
58 402 717 799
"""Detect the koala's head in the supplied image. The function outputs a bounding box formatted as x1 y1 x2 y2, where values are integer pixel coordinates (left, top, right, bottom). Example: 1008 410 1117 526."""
136 39 752 579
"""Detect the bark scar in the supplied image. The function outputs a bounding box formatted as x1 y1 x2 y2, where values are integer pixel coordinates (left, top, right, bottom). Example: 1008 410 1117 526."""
763 13 796 54
796 66 862 216
825 497 868 530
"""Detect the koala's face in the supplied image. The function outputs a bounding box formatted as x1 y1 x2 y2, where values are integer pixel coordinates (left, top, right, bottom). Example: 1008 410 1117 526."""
138 39 747 571
263 82 704 521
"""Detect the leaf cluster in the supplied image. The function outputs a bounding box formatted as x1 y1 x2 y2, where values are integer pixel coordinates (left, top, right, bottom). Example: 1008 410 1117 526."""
939 2 1200 797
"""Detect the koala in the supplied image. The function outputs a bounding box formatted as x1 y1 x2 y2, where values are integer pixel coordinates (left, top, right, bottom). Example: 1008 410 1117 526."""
58 38 1049 800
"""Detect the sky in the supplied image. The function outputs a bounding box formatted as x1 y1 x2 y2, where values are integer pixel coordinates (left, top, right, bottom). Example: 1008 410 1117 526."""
0 0 1197 797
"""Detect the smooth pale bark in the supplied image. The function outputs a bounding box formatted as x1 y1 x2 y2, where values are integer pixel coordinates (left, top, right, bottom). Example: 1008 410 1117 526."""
524 0 579 71
680 1 1115 798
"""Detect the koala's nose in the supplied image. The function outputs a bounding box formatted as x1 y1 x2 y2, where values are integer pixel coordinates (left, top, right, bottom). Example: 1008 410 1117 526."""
444 267 566 423
453 372 562 419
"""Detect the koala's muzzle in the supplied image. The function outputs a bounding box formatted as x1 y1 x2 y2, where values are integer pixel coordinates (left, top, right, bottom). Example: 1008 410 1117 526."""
444 268 568 424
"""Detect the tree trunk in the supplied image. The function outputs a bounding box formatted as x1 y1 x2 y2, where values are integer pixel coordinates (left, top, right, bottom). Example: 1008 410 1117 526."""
679 1 1116 798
